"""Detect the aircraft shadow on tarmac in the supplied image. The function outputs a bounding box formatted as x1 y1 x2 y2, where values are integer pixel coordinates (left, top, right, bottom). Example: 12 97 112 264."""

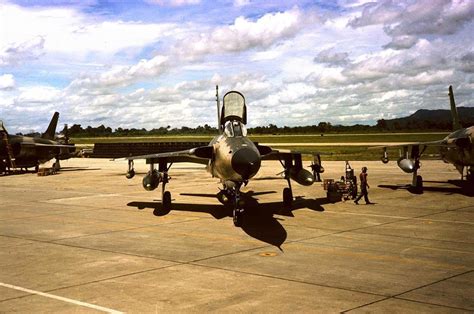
127 191 328 249
379 180 474 197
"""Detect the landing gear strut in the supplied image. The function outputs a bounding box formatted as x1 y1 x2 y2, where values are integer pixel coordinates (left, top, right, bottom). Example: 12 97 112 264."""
231 182 243 227
410 146 424 194
281 160 293 209
159 161 172 211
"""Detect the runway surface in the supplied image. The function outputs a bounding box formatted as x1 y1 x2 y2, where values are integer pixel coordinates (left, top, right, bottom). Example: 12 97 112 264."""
0 158 473 312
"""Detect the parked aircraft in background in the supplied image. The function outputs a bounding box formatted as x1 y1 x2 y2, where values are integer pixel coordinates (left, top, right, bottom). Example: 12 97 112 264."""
0 112 76 174
123 87 322 226
374 85 473 192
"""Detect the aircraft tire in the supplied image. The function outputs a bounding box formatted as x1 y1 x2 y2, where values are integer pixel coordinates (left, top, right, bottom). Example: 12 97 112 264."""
233 208 243 227
283 187 293 208
415 175 423 193
163 191 172 210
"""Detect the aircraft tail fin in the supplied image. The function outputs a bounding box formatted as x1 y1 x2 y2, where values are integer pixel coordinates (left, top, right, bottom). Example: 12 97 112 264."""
41 112 59 140
448 85 461 130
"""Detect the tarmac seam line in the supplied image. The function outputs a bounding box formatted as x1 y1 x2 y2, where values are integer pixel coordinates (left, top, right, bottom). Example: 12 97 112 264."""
0 282 123 314
393 269 473 298
0 233 185 265
188 262 387 298
341 270 473 313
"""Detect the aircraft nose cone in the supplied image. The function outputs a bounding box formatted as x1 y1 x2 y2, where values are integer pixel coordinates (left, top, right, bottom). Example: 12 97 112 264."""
231 148 261 180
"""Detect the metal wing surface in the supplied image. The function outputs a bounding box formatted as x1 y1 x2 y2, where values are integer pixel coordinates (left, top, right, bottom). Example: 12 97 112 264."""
22 143 76 148
122 145 212 165
368 139 448 150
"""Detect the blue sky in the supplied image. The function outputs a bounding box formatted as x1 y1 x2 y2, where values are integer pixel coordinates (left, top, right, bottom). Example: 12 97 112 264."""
0 0 473 133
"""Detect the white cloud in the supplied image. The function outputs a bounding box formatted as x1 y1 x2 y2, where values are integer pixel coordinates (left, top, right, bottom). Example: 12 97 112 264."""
0 74 15 89
0 2 175 64
349 0 474 48
17 86 61 103
314 48 350 66
0 36 45 66
68 55 169 90
176 7 305 59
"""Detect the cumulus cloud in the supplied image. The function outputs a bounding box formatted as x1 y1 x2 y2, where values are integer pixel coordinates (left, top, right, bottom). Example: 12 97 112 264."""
342 40 448 81
0 2 175 64
176 7 304 59
68 55 170 90
457 51 474 73
17 86 61 103
383 35 418 49
0 74 15 90
0 36 45 66
349 0 474 49
314 48 350 66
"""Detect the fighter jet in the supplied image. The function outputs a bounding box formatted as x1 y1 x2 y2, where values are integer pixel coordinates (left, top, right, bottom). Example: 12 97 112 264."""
124 87 321 226
0 112 76 174
374 85 473 192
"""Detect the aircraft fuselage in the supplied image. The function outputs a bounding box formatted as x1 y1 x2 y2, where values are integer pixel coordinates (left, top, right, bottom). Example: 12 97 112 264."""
439 126 474 173
208 133 261 184
1 134 74 168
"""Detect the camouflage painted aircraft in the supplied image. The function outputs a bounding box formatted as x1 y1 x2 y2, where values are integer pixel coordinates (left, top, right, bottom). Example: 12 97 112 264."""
124 87 321 226
374 85 473 192
0 112 76 173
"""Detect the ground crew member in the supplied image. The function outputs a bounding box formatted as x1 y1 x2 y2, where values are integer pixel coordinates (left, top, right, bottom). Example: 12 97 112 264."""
354 166 373 205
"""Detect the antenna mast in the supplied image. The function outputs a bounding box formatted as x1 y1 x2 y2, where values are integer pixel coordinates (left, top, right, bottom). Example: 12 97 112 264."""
216 85 221 132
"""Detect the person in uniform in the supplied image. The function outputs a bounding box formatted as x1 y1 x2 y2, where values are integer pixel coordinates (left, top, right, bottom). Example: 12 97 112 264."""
354 166 373 205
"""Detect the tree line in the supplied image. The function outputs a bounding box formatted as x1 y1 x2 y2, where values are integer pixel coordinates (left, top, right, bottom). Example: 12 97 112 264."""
42 119 460 137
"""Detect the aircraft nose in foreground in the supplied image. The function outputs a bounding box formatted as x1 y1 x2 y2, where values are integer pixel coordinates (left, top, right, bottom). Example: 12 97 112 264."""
231 147 261 180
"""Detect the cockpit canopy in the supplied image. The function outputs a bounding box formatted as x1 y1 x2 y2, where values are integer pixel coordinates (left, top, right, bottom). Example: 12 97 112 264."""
221 91 247 126
224 120 247 138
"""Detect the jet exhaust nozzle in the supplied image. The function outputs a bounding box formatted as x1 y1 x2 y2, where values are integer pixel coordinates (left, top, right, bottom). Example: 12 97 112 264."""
397 158 415 173
142 171 161 191
291 168 314 186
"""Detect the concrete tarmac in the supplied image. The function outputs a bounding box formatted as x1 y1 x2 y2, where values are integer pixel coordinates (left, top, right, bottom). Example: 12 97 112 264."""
0 158 473 312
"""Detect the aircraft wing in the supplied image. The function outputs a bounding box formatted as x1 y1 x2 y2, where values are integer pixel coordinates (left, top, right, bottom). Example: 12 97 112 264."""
261 148 298 161
121 145 212 165
368 139 448 150
21 142 76 149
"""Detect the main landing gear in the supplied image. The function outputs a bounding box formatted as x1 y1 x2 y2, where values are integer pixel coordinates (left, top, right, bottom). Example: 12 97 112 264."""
281 160 294 209
410 147 424 194
126 159 173 211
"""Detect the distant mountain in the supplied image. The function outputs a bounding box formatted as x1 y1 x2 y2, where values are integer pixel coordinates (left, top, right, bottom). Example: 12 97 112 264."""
377 107 474 130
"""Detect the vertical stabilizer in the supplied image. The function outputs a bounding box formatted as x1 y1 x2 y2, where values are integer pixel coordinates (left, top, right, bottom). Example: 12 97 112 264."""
41 112 59 140
448 85 461 130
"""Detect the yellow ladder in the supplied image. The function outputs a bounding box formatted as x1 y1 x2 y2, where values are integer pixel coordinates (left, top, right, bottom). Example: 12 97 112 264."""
1 132 16 170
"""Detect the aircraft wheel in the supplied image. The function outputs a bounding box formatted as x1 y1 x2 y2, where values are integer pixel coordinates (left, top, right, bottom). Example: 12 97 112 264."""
467 169 474 183
163 191 172 210
34 165 39 173
217 190 230 205
233 208 243 227
415 175 423 193
283 187 293 208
